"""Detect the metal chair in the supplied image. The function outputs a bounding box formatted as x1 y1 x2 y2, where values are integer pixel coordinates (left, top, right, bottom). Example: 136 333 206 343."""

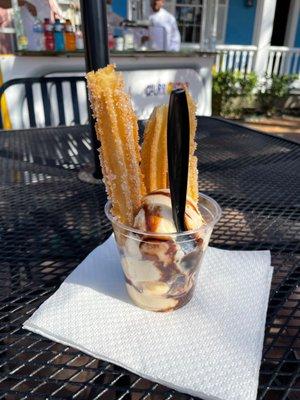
0 76 87 129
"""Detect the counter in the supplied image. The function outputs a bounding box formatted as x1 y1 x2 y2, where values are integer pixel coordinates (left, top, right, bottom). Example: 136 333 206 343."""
0 51 215 128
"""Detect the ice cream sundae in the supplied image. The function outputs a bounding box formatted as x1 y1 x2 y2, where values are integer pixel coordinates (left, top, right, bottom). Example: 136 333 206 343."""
87 65 221 312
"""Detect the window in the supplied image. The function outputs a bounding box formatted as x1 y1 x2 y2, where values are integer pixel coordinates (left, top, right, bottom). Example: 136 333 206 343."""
171 0 228 46
127 0 228 46
128 0 145 21
175 0 205 44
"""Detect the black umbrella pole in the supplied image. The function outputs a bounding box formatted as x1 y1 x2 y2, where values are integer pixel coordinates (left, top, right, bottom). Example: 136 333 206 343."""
80 0 109 179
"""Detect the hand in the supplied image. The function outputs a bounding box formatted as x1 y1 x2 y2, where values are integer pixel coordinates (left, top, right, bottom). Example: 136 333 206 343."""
141 35 149 43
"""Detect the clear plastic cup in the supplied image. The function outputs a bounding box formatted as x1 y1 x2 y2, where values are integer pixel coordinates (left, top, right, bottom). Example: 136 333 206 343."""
105 193 222 312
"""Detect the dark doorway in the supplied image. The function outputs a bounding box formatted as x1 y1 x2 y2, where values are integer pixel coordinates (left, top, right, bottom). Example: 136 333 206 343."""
271 0 291 46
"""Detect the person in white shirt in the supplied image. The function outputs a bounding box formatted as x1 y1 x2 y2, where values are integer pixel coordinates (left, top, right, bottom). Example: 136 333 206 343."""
149 0 180 51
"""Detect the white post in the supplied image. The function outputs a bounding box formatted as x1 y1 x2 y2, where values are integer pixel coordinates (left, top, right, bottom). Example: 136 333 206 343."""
210 0 219 50
201 0 208 49
127 0 133 20
252 0 277 77
212 0 219 38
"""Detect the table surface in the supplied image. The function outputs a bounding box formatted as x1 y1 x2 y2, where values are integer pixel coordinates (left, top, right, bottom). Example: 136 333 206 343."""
0 117 299 400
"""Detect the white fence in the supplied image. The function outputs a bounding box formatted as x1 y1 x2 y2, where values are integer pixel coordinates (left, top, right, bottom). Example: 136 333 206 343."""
215 45 257 74
215 45 300 77
266 46 300 76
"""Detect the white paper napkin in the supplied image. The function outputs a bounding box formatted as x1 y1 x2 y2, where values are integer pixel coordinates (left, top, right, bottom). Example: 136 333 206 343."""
24 235 273 400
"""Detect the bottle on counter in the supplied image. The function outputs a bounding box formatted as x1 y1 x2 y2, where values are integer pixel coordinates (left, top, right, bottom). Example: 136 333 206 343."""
75 25 84 50
11 0 28 50
115 36 124 51
44 18 54 51
114 27 124 51
32 18 44 51
106 22 115 50
64 19 76 52
123 28 134 50
108 33 115 50
54 19 64 52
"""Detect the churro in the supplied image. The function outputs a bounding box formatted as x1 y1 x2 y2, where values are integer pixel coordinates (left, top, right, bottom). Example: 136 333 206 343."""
140 104 168 193
86 67 219 313
86 64 145 225
141 89 199 202
186 90 199 203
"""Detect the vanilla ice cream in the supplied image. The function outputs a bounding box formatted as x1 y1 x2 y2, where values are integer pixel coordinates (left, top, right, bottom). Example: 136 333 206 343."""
133 189 204 233
116 189 206 312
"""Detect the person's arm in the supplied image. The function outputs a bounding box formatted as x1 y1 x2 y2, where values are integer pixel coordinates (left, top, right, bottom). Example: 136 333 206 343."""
48 0 63 19
0 0 36 16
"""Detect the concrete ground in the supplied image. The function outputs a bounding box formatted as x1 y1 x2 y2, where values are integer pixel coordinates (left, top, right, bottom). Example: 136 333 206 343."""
238 116 300 144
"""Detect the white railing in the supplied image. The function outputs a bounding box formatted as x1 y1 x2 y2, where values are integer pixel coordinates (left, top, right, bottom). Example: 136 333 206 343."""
215 45 257 73
215 45 300 77
266 46 300 76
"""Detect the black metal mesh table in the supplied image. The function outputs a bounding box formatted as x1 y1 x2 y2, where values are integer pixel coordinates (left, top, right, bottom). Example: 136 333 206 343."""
0 117 299 400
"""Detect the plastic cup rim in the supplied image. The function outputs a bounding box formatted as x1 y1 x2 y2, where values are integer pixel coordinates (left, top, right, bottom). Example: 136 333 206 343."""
104 192 222 238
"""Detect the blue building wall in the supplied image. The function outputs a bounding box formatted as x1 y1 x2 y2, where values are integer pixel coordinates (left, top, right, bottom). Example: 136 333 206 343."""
112 0 127 18
225 0 256 44
295 16 300 47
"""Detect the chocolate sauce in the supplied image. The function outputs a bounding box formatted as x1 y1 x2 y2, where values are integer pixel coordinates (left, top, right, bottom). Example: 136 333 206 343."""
158 285 195 312
139 238 182 281
142 204 162 232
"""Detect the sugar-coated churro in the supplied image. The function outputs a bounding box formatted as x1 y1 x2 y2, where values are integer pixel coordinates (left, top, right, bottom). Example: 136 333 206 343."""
140 104 168 194
141 89 199 202
86 64 145 225
185 89 199 203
